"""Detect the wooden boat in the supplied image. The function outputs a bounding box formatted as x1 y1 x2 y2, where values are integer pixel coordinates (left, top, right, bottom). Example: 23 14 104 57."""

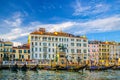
43 66 52 70
86 66 99 71
112 65 120 70
30 65 38 71
11 64 18 71
70 65 87 72
51 65 87 71
21 64 27 71
87 65 114 71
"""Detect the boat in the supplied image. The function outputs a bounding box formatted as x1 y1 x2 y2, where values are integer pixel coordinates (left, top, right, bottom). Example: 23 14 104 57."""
86 65 98 71
87 65 114 71
11 64 18 71
30 64 38 71
21 64 27 71
69 64 87 72
43 66 52 70
51 64 87 71
112 65 120 70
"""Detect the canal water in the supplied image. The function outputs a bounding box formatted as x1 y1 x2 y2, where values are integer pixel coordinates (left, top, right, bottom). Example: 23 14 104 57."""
0 70 120 80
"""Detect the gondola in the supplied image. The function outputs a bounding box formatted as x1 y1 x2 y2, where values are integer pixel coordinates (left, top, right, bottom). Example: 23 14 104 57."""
43 66 52 70
52 64 87 71
21 64 27 71
11 64 18 71
112 65 120 70
30 64 38 71
86 65 99 71
87 65 114 71
68 64 87 72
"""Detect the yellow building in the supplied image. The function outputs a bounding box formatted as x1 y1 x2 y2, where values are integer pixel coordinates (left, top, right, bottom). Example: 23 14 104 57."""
99 41 110 65
12 44 30 61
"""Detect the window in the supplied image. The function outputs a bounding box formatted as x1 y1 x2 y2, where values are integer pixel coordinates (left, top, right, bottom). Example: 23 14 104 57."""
77 43 81 47
77 49 81 53
62 38 63 42
48 37 51 41
84 57 86 59
32 42 34 46
43 43 47 46
55 38 58 41
35 36 38 40
43 54 47 59
48 43 50 46
52 37 54 41
39 54 41 58
56 43 57 46
13 50 16 53
83 40 87 42
0 44 2 47
49 54 50 58
24 50 27 53
31 36 34 40
32 48 34 52
39 42 41 46
83 49 87 53
76 39 81 42
83 44 87 47
53 54 54 58
59 38 61 42
67 39 68 42
52 43 54 47
35 42 37 46
71 43 74 46
48 48 51 52
71 39 74 41
43 37 47 41
35 54 37 58
43 48 47 52
52 49 54 52
64 38 66 42
1 54 3 57
28 50 30 53
39 48 41 52
71 49 74 53
19 50 22 53
35 48 37 51
22 55 24 58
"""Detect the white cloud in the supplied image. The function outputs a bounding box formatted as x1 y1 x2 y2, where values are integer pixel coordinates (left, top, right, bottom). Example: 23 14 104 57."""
0 11 120 43
92 4 110 14
13 42 22 47
4 12 22 27
73 0 110 16
73 0 91 16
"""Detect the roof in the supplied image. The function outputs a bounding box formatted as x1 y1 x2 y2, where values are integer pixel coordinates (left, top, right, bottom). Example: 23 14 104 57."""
30 31 87 39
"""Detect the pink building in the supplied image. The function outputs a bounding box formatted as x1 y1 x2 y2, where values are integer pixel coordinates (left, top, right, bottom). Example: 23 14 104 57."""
88 41 99 63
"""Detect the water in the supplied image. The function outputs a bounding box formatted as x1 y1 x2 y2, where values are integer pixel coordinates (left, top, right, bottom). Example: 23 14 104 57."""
0 70 120 80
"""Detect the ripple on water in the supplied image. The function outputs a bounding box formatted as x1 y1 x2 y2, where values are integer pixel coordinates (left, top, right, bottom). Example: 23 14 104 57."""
0 70 120 80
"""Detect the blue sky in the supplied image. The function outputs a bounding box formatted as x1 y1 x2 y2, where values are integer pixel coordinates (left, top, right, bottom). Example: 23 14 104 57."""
0 0 120 45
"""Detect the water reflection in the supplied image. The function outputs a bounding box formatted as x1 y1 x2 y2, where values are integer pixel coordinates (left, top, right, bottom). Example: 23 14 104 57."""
0 70 120 80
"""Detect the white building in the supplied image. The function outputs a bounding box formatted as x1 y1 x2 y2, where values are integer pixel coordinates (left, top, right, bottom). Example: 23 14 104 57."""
29 28 88 63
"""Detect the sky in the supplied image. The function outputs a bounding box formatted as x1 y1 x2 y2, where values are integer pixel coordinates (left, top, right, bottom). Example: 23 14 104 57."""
0 0 120 45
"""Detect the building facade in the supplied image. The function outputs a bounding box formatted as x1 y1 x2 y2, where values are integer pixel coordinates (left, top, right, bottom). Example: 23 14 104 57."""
88 41 99 63
0 41 4 62
12 44 30 61
29 28 88 63
3 41 13 61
